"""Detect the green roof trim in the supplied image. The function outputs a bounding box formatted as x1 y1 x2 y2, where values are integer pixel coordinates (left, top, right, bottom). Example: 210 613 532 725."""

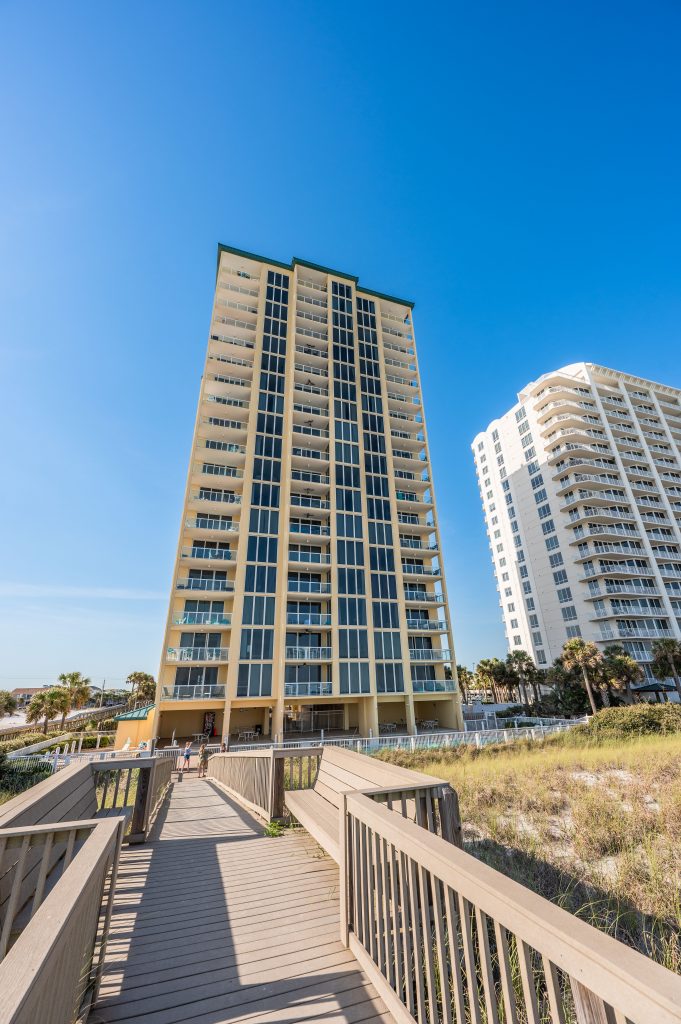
114 704 155 721
216 244 415 309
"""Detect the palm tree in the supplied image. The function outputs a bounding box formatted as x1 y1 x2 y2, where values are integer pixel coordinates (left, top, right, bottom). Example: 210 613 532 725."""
51 687 73 729
126 671 156 708
651 638 681 701
561 638 603 716
455 665 474 704
26 689 63 734
602 645 643 705
0 690 18 718
506 650 534 712
58 671 92 715
475 658 502 702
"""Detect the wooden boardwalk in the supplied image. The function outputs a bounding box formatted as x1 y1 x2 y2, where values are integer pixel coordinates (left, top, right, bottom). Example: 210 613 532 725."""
91 777 392 1024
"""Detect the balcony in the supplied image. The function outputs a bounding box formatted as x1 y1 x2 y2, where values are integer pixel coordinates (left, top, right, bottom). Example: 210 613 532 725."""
406 619 449 631
192 491 241 506
284 681 333 697
601 626 672 640
291 470 330 487
181 547 232 562
186 517 239 535
285 647 332 661
401 563 441 578
288 550 331 565
176 578 234 592
400 538 438 553
409 649 451 661
288 580 331 594
290 495 330 511
411 679 456 693
286 612 332 627
160 685 226 701
404 590 445 604
173 612 231 626
289 521 330 537
166 647 229 663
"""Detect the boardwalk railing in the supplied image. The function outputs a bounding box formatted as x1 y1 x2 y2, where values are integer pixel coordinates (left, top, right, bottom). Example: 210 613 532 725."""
229 721 580 754
208 748 322 821
341 790 681 1024
0 817 122 1024
0 754 174 1023
208 746 461 846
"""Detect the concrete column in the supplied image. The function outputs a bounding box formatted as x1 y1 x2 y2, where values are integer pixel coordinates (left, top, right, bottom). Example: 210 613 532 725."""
404 694 416 734
342 703 350 730
272 699 284 742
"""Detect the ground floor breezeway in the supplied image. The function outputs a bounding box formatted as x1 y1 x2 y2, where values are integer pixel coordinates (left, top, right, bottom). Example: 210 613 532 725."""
152 693 461 747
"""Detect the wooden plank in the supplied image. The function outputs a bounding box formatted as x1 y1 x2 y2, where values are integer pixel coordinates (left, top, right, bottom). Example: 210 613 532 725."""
92 778 391 1024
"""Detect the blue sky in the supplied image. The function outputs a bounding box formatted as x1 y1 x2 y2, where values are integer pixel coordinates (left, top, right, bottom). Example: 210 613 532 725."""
1 1 680 690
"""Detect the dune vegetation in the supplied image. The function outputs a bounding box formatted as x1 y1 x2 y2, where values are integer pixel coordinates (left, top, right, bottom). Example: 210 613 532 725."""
376 707 681 973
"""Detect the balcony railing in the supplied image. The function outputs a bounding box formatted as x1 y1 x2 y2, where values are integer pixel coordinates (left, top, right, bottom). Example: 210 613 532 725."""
286 612 332 626
406 619 449 631
285 647 332 660
166 647 229 662
173 612 231 626
186 518 238 533
161 685 226 700
288 550 331 564
401 563 441 576
193 491 241 505
289 522 330 536
409 649 451 661
182 547 232 561
176 578 234 592
284 681 332 697
287 580 331 594
411 678 456 692
404 590 445 604
290 495 330 510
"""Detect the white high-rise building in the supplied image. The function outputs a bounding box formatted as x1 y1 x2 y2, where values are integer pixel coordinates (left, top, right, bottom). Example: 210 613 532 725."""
472 363 681 676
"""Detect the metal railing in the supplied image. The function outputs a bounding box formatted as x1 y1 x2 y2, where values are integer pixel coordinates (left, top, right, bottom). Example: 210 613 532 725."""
161 684 226 700
172 612 230 625
285 646 332 660
286 612 332 626
166 646 229 662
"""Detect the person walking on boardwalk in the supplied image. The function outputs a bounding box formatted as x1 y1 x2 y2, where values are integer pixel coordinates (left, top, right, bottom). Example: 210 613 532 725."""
180 740 192 773
197 743 209 778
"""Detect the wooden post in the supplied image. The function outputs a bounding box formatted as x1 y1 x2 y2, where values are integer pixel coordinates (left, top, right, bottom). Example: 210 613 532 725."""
439 786 463 848
130 765 150 843
339 793 350 947
268 752 285 820
570 979 611 1024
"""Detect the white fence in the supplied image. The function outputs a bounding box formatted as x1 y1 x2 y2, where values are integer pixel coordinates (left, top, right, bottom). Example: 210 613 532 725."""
228 720 582 754
6 721 584 776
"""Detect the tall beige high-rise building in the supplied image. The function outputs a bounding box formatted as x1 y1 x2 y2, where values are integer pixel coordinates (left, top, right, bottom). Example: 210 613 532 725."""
473 362 681 677
154 245 461 742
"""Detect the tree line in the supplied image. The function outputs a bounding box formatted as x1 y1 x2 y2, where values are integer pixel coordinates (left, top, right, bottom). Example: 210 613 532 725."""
456 638 681 717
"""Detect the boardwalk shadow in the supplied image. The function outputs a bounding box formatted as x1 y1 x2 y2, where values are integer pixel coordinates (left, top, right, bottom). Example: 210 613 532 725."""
91 779 386 1024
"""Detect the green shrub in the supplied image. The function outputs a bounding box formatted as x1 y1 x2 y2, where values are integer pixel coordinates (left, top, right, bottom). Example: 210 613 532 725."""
0 732 50 754
586 705 681 738
496 705 524 719
77 734 111 749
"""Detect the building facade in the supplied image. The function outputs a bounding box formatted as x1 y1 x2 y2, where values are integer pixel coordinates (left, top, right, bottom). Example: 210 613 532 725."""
154 245 461 743
473 363 681 677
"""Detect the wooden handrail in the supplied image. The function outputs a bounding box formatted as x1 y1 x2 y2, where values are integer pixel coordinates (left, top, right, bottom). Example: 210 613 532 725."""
343 790 681 1024
0 817 123 1024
